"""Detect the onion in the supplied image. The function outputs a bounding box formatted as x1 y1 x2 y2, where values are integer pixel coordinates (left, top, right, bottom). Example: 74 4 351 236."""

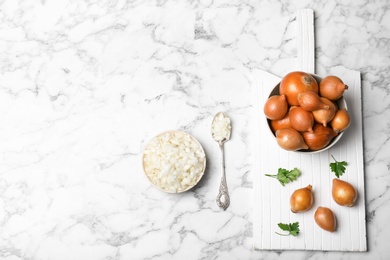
332 178 357 207
279 71 319 106
271 112 291 132
264 95 288 120
275 128 309 151
312 97 336 127
319 75 348 101
330 108 351 133
302 124 338 151
289 106 314 133
212 112 231 142
314 207 336 232
297 90 330 111
143 132 206 192
290 185 313 213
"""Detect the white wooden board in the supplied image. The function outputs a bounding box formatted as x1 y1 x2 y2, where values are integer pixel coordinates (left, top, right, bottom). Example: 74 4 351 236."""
297 9 315 74
252 68 367 251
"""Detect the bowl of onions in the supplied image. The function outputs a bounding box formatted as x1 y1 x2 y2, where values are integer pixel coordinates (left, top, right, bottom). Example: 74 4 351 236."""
264 71 351 153
142 130 207 193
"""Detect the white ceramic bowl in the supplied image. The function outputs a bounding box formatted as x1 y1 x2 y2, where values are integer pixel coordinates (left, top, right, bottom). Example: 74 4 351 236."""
142 130 207 193
266 74 347 153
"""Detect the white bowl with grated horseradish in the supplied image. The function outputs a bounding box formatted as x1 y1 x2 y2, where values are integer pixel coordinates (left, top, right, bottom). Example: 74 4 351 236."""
142 130 206 193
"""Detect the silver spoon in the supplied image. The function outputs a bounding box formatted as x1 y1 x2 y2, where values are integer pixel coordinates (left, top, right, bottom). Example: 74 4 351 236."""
211 112 232 210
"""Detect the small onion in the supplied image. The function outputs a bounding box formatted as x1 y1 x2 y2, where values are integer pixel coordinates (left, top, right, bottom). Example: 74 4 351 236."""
280 71 319 106
271 112 291 132
332 178 357 207
264 95 288 120
312 97 337 127
289 106 314 133
302 124 338 151
314 207 336 232
290 185 314 213
297 90 330 111
319 75 348 101
330 108 351 133
275 128 309 151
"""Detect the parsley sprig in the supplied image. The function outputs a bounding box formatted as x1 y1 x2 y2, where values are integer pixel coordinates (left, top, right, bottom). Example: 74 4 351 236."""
276 222 300 236
265 168 301 186
330 155 347 178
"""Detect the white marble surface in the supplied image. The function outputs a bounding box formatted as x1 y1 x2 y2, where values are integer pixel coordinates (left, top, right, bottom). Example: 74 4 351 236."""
0 0 389 259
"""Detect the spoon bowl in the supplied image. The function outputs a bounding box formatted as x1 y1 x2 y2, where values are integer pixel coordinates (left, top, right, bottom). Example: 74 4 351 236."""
212 112 231 143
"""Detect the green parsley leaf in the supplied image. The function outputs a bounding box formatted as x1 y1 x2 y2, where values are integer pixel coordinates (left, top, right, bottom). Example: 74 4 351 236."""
330 155 348 178
265 168 301 186
276 222 300 236
277 223 289 230
289 222 300 236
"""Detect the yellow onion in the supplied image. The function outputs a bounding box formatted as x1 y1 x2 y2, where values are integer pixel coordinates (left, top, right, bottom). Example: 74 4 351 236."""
330 108 351 133
290 185 313 213
271 112 291 132
289 106 314 133
314 207 336 232
264 95 288 120
332 178 357 207
275 128 309 151
319 75 348 101
297 90 330 111
280 71 319 106
312 97 336 127
302 124 338 151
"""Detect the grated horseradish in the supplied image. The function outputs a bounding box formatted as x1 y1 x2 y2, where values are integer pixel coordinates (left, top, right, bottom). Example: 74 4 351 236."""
143 131 206 193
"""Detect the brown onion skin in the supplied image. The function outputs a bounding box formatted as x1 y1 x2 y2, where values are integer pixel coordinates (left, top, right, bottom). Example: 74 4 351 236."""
332 178 357 207
330 108 351 133
312 97 337 127
290 185 314 213
319 75 348 101
297 90 330 111
271 112 291 132
264 95 288 120
314 207 336 232
302 124 338 151
275 128 309 151
280 71 319 106
289 106 314 133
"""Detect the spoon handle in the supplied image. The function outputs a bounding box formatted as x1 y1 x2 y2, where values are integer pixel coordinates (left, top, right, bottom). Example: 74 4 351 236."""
216 143 230 210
